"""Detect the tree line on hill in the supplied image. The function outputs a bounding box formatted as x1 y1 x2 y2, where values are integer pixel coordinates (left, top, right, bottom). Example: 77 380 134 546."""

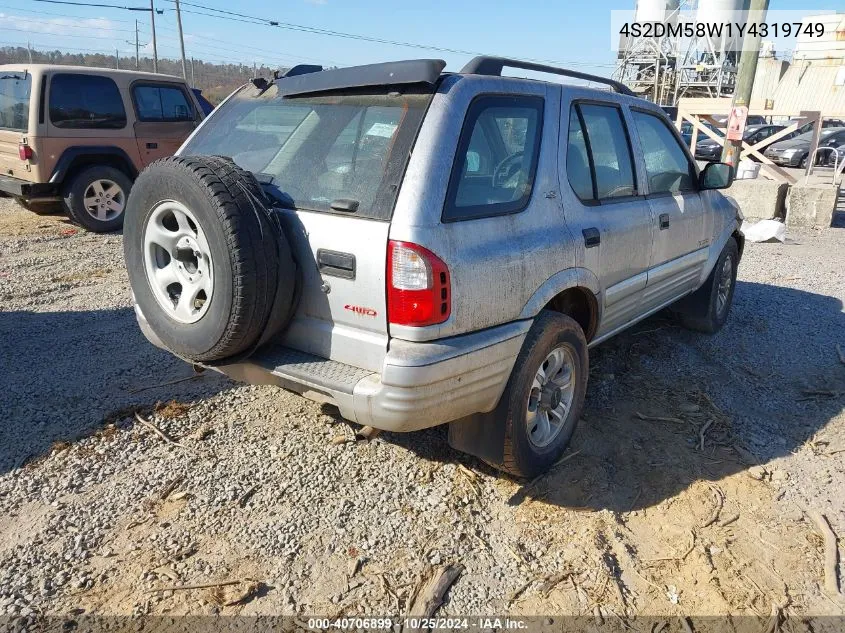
0 46 285 103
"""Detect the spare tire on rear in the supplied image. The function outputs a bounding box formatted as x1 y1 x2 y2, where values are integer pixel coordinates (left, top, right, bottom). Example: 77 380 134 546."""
124 155 296 363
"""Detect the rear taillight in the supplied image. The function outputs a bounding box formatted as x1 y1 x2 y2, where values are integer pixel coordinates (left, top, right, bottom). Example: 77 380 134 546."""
387 240 450 327
18 144 33 161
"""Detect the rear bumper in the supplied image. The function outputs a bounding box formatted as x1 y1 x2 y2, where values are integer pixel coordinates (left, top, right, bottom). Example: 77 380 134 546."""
134 303 530 432
764 152 801 167
0 174 57 199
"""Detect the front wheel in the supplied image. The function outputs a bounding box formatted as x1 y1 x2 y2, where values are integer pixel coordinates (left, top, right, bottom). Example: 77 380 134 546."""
674 237 739 334
498 311 589 478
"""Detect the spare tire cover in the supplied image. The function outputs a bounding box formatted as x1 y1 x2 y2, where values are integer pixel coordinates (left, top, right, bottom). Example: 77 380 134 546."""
124 155 295 362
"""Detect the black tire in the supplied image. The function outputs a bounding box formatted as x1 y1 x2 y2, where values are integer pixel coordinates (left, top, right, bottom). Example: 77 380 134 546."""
674 237 739 334
498 311 589 478
63 165 132 232
123 155 296 363
799 154 809 169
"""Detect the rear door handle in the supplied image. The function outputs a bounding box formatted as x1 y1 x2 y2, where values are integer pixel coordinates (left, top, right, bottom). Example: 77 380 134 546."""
317 249 356 280
146 142 158 149
582 227 600 248
659 213 670 230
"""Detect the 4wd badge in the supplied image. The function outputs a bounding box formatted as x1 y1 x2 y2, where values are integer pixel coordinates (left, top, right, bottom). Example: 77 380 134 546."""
344 304 377 317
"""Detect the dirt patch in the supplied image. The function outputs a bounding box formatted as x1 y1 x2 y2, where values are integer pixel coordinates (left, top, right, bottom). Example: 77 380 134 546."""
155 400 193 420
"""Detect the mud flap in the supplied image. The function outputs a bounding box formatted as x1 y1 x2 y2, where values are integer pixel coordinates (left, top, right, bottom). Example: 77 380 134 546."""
447 396 508 466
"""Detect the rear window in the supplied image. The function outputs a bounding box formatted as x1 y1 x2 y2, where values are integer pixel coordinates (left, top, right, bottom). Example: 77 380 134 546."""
133 84 195 122
183 85 434 220
0 71 31 132
49 74 126 129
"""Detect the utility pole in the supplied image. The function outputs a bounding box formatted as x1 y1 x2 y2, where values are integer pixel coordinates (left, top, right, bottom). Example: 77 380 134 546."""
150 0 158 73
27 41 32 63
116 48 120 69
127 21 140 69
720 0 769 171
253 60 257 77
190 57 195 87
174 0 188 80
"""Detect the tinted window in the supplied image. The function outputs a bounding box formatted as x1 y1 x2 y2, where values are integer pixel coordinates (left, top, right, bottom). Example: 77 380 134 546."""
632 110 697 194
444 95 543 221
133 84 195 122
0 71 31 131
574 103 636 201
49 74 126 129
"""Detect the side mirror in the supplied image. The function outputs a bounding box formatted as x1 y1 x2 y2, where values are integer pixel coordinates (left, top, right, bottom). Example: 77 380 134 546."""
700 162 734 190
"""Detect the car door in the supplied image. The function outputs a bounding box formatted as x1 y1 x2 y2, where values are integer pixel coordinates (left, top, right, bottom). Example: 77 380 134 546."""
629 108 708 312
131 82 200 166
560 96 653 338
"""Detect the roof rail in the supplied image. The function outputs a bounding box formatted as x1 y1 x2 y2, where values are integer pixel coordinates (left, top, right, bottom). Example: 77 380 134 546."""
460 56 634 96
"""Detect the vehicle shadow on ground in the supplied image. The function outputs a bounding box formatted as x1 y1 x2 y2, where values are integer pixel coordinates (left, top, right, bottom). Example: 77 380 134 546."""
0 307 231 475
387 280 845 512
2 280 843 509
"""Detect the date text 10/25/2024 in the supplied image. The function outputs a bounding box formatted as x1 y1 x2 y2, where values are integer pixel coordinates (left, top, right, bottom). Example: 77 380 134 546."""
307 618 530 630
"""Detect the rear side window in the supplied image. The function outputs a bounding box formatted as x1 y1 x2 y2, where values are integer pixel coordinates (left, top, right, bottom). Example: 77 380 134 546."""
49 74 126 129
133 84 195 122
443 95 543 222
631 110 697 194
0 71 31 132
568 103 636 202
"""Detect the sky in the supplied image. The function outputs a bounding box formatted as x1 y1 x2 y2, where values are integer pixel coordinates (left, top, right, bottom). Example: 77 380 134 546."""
0 0 840 76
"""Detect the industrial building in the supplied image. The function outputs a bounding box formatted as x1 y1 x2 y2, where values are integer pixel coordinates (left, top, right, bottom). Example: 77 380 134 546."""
615 1 845 112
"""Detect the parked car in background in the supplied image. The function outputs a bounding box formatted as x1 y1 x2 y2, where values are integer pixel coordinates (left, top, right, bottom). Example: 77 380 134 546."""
790 117 845 137
680 120 723 147
823 134 845 167
123 57 743 477
764 127 845 168
0 65 204 231
694 124 785 161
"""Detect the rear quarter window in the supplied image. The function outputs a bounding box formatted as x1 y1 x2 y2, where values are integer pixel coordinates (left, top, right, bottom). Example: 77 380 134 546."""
443 95 544 222
133 84 196 122
0 71 32 132
49 74 126 129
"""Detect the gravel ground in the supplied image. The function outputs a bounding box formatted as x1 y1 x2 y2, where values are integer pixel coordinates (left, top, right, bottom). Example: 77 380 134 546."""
0 198 844 620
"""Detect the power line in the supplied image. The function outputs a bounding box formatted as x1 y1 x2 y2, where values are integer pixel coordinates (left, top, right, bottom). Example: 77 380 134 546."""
0 26 141 43
153 16 340 65
0 38 116 53
0 14 139 35
31 0 155 11
168 0 616 69
1 3 142 26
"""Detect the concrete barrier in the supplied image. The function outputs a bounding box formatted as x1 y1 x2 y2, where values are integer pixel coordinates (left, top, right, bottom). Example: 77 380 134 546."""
724 179 788 222
785 183 839 229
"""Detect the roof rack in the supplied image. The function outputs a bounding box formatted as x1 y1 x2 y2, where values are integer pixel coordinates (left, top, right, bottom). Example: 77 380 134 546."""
460 56 634 96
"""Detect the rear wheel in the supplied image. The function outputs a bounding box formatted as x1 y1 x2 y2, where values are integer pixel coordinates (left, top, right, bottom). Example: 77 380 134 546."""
498 311 589 478
63 165 132 232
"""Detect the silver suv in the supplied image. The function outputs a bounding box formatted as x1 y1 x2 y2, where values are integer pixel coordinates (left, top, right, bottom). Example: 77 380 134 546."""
123 57 744 477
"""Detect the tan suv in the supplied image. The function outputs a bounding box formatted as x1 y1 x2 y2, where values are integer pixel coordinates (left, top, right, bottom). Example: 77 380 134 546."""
0 65 204 232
